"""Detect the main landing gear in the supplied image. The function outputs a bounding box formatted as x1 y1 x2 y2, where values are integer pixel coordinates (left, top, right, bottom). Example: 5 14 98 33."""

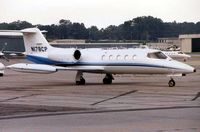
103 73 114 84
0 73 3 77
168 78 175 87
75 72 114 85
76 71 85 85
75 72 175 87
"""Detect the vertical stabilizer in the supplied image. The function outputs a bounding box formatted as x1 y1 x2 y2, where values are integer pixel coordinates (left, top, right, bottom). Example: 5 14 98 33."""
21 28 52 55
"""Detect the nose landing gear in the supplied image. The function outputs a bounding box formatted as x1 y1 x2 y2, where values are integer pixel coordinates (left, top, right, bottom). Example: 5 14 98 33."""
168 78 175 87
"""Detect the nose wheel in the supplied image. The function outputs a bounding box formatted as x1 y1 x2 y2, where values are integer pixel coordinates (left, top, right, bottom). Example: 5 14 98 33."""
168 78 175 87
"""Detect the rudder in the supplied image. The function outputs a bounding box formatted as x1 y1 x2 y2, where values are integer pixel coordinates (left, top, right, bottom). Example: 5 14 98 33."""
21 28 52 55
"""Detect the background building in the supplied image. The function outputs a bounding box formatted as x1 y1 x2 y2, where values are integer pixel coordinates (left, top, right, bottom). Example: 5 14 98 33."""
157 37 180 45
50 41 139 49
0 31 24 52
148 37 181 50
179 34 200 53
50 39 86 44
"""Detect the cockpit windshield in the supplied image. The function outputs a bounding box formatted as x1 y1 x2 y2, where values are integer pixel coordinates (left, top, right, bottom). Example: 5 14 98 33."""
178 52 183 54
147 52 167 59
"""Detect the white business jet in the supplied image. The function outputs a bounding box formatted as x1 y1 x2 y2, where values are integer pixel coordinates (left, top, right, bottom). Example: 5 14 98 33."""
163 51 191 61
140 45 191 61
7 28 196 87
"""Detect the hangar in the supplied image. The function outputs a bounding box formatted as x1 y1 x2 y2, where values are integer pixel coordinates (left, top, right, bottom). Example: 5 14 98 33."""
179 34 200 53
0 31 25 52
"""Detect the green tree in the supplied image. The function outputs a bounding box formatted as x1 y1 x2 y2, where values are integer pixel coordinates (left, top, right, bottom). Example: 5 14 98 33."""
88 26 100 40
70 23 88 39
0 16 200 41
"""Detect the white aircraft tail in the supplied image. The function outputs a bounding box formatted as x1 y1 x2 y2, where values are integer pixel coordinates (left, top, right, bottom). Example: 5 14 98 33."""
21 28 52 55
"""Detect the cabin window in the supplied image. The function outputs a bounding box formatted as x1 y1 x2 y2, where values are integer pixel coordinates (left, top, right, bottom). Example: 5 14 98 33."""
102 55 106 60
109 55 114 60
147 52 167 59
124 55 129 60
132 55 136 60
117 55 121 60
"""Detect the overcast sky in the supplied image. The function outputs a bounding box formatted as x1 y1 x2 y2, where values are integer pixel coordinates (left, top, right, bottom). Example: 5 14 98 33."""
1 0 199 28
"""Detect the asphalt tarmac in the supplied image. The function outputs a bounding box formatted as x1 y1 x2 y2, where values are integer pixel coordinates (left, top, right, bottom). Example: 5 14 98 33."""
0 55 200 132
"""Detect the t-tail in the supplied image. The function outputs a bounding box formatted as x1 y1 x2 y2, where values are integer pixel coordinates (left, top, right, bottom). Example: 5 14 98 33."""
21 28 80 65
21 28 53 55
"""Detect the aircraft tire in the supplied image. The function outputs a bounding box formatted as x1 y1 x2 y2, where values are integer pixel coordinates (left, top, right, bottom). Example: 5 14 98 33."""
103 78 112 84
0 73 3 77
168 79 175 87
76 78 85 85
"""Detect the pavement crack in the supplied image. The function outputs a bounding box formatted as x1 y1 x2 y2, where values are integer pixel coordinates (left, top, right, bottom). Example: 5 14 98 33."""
0 94 39 103
0 105 200 120
191 92 200 101
91 90 138 105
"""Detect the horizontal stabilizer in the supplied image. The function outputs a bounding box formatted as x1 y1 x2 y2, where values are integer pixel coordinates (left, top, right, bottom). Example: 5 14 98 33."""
21 28 37 33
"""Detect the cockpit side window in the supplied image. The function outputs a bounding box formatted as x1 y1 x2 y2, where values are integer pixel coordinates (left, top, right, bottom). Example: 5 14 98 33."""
147 52 167 59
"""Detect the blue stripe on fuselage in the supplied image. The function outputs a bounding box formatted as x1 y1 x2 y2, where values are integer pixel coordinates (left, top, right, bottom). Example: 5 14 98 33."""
27 55 60 65
26 54 175 69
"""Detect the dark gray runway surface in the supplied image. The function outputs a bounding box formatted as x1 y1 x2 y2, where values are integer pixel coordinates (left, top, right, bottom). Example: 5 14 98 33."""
0 56 200 131
0 108 199 132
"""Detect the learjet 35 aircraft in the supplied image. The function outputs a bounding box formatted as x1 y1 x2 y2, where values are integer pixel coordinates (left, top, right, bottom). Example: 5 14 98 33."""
7 28 196 87
163 51 191 62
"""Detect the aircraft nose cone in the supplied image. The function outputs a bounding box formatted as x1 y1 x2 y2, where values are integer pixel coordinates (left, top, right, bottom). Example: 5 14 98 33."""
194 69 196 73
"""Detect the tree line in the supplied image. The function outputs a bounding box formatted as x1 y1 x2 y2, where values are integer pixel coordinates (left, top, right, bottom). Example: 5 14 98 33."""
0 16 200 42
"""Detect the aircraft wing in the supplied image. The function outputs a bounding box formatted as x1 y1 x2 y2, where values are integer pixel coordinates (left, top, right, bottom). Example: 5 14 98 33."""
7 63 105 74
55 65 104 72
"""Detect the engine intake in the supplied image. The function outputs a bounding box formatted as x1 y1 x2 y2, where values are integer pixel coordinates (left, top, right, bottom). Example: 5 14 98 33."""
74 50 81 60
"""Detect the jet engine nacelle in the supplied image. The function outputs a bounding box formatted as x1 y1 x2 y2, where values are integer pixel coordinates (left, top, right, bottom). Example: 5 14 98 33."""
48 49 81 62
